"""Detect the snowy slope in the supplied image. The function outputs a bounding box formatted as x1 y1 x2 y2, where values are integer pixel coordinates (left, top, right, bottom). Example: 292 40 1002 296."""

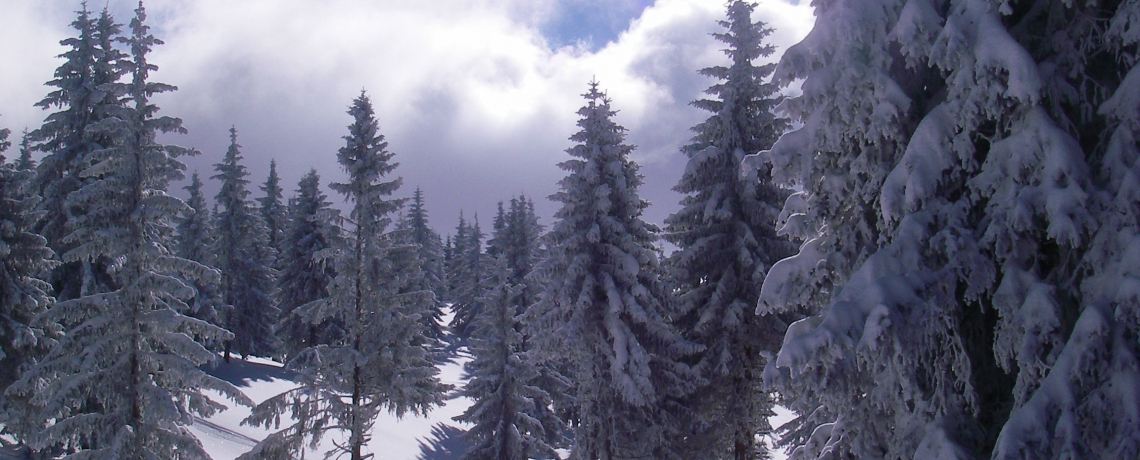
190 339 474 460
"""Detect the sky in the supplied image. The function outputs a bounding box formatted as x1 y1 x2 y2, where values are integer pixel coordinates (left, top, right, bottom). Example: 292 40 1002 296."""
0 0 814 238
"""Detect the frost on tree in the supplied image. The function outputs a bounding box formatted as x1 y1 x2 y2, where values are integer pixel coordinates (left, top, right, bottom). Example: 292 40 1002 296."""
450 214 492 338
0 123 55 445
213 126 279 361
7 5 249 458
662 2 795 458
30 6 126 302
456 263 559 460
176 171 224 330
259 159 288 266
397 188 447 341
529 81 700 460
16 129 36 172
747 0 1140 458
392 210 445 352
276 169 342 360
408 187 448 310
241 92 447 460
446 212 470 302
457 194 562 459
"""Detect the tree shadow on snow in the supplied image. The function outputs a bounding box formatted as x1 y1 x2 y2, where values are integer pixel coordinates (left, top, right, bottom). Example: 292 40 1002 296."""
415 423 469 460
201 356 296 388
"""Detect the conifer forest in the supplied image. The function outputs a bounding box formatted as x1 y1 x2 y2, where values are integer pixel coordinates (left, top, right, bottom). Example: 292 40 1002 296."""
0 0 1138 459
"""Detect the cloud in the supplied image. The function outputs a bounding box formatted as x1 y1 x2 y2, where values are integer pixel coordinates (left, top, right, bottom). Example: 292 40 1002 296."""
0 0 814 235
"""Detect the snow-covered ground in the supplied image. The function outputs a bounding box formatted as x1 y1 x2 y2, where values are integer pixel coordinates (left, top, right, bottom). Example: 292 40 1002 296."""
188 350 473 460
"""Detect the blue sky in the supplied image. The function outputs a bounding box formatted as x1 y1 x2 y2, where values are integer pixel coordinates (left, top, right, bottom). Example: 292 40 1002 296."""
541 0 657 49
0 0 813 235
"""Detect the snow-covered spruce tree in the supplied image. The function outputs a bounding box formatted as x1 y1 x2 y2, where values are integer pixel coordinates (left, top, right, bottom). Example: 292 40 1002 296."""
405 187 446 339
0 124 55 446
259 159 288 266
528 82 700 460
504 196 544 291
393 212 446 349
241 92 447 460
662 2 795 457
446 212 469 301
176 171 223 328
485 194 565 452
7 5 249 458
444 234 454 291
451 215 491 338
455 258 559 460
276 169 342 360
488 201 507 259
408 187 447 300
748 0 1140 458
213 126 279 361
31 6 126 301
15 129 35 172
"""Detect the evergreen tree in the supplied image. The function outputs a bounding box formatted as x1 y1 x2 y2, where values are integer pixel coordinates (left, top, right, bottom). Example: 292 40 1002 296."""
504 196 544 298
176 171 223 327
528 82 700 460
455 260 559 460
393 211 447 352
751 0 1140 457
450 215 490 338
487 201 507 259
242 92 447 460
447 212 470 302
443 234 454 297
406 187 446 339
15 129 35 172
0 124 55 446
31 5 126 301
258 159 288 265
213 127 278 361
7 6 249 458
276 169 342 359
662 2 795 458
409 187 446 295
458 194 563 458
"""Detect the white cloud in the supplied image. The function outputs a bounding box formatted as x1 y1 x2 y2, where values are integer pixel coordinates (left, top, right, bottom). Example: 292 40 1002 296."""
0 0 814 232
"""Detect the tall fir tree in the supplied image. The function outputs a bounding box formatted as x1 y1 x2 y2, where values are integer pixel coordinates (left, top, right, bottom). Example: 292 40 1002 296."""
751 0 1140 457
528 82 700 460
242 92 447 460
213 127 279 361
443 234 454 297
662 2 796 458
31 5 126 301
405 187 446 339
447 212 470 302
176 171 223 327
276 169 342 360
258 159 288 266
15 129 35 172
450 215 490 338
0 124 55 447
408 187 447 297
487 201 508 259
458 193 562 458
7 5 249 458
455 260 559 460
